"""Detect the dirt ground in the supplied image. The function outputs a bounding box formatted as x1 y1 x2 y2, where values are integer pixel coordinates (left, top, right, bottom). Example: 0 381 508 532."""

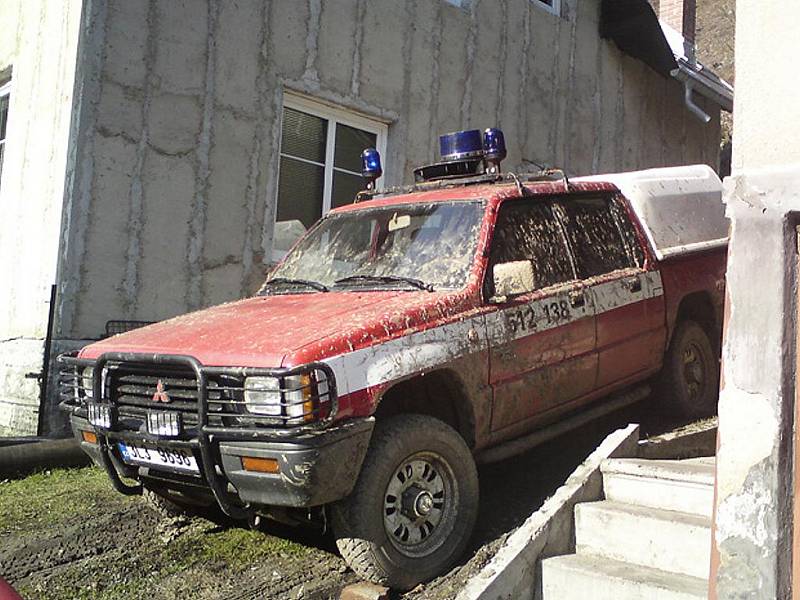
0 399 691 600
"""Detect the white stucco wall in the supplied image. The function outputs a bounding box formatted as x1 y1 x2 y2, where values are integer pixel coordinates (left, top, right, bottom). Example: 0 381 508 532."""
731 3 800 172
713 1 800 597
0 1 84 435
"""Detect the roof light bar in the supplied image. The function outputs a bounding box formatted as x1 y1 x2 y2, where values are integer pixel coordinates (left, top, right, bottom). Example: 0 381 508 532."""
439 129 484 162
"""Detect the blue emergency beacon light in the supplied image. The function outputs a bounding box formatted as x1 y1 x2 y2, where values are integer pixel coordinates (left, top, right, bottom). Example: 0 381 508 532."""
483 127 507 174
361 148 383 190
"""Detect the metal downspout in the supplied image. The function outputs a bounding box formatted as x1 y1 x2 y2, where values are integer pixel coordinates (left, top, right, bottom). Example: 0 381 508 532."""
683 80 711 123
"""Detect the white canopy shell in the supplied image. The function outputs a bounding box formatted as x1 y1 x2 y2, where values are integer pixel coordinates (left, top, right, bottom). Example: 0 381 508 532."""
577 164 728 261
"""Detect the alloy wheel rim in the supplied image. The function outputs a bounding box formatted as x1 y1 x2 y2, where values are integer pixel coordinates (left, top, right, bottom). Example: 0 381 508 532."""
383 452 459 558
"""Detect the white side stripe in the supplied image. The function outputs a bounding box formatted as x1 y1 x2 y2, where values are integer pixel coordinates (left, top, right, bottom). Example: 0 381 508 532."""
323 271 664 397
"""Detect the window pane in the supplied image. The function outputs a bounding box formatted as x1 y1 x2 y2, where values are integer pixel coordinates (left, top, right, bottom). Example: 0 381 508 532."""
276 155 325 229
331 170 364 209
490 200 574 290
281 107 327 163
0 94 9 141
334 123 376 173
558 196 633 278
271 201 485 290
612 200 645 268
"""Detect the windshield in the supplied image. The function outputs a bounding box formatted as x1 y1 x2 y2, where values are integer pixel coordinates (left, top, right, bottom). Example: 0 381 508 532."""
265 200 485 292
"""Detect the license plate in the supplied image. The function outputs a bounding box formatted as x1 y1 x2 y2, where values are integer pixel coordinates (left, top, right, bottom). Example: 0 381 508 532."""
118 441 199 473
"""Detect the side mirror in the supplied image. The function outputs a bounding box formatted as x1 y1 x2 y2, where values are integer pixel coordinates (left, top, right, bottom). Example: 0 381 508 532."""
491 261 535 302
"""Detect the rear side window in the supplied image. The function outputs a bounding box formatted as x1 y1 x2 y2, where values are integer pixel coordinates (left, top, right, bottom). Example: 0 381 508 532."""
557 196 636 278
489 200 575 291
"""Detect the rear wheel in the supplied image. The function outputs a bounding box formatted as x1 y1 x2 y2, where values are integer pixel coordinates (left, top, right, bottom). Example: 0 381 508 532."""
332 414 479 590
659 320 719 418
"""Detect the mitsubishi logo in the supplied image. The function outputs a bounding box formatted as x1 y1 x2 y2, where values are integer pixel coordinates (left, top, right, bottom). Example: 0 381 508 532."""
152 379 171 403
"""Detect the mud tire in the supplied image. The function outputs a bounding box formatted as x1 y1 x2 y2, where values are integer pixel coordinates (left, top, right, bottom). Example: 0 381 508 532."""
331 414 479 590
142 486 194 520
660 320 719 418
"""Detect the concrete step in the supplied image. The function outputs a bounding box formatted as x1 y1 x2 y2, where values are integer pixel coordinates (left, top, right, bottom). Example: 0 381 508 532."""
541 554 708 600
575 500 712 579
601 457 715 518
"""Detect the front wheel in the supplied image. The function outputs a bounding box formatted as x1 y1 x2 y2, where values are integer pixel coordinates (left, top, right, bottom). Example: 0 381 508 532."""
331 414 479 590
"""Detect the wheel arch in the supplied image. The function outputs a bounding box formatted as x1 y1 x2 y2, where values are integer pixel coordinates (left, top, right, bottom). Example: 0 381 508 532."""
373 369 477 449
671 291 721 352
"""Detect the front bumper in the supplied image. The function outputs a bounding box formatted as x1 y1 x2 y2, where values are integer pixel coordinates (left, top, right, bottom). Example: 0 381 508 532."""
61 351 373 518
71 413 374 512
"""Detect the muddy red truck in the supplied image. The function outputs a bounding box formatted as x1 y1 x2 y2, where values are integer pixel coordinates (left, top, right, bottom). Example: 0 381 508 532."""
60 128 728 589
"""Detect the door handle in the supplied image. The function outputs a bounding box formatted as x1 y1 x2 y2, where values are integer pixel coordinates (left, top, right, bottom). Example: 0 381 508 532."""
623 277 642 293
569 290 586 308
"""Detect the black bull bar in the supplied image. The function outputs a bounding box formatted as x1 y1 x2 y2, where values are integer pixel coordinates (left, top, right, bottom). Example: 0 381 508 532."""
58 352 339 519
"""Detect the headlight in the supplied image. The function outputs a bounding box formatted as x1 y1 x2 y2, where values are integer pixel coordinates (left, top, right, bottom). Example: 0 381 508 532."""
244 373 316 423
81 367 94 399
244 377 282 416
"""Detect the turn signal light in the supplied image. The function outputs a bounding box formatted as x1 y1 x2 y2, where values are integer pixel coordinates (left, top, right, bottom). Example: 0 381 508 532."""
242 456 280 474
81 430 98 444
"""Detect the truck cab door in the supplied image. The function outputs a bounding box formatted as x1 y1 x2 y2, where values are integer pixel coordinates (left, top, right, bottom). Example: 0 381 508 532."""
485 198 597 439
555 194 666 390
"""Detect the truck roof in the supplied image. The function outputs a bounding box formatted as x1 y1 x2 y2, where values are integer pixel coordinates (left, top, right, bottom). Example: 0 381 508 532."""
342 164 728 262
332 177 619 212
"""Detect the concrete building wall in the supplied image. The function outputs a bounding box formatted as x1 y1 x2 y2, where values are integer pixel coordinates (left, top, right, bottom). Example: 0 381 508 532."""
711 1 800 597
0 1 84 435
730 4 800 173
56 0 721 345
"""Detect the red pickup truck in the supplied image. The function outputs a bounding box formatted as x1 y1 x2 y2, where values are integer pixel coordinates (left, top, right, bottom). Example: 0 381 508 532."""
60 130 727 589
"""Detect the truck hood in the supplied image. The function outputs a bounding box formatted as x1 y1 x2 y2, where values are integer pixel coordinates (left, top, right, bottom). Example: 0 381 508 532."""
79 291 465 367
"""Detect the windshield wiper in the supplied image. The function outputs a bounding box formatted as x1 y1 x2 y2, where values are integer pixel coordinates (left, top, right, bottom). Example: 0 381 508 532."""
261 277 330 292
333 274 435 292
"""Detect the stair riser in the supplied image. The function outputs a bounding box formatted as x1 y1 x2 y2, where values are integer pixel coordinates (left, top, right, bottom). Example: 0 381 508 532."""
603 473 714 518
576 504 711 579
542 559 707 600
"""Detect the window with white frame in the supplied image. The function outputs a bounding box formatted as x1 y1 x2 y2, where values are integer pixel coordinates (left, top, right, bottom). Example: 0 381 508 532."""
275 95 388 251
0 80 10 184
533 0 560 16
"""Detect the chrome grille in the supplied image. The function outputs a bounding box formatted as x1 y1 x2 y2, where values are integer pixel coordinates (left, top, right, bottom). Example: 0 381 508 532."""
108 365 243 430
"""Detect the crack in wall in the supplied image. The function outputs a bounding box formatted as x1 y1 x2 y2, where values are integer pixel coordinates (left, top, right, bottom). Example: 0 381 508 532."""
516 0 532 168
186 0 219 311
562 1 579 171
122 0 158 315
546 7 563 168
240 0 272 298
613 58 624 169
592 30 603 173
494 0 509 129
57 0 108 337
397 0 416 178
302 0 321 84
427 2 443 162
350 0 366 98
460 0 478 129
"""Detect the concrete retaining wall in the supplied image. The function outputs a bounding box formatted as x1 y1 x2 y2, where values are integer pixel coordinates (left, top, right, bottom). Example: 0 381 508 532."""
457 424 640 600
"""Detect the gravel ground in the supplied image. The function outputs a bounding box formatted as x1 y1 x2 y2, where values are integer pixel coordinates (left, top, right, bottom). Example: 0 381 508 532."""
0 397 694 600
